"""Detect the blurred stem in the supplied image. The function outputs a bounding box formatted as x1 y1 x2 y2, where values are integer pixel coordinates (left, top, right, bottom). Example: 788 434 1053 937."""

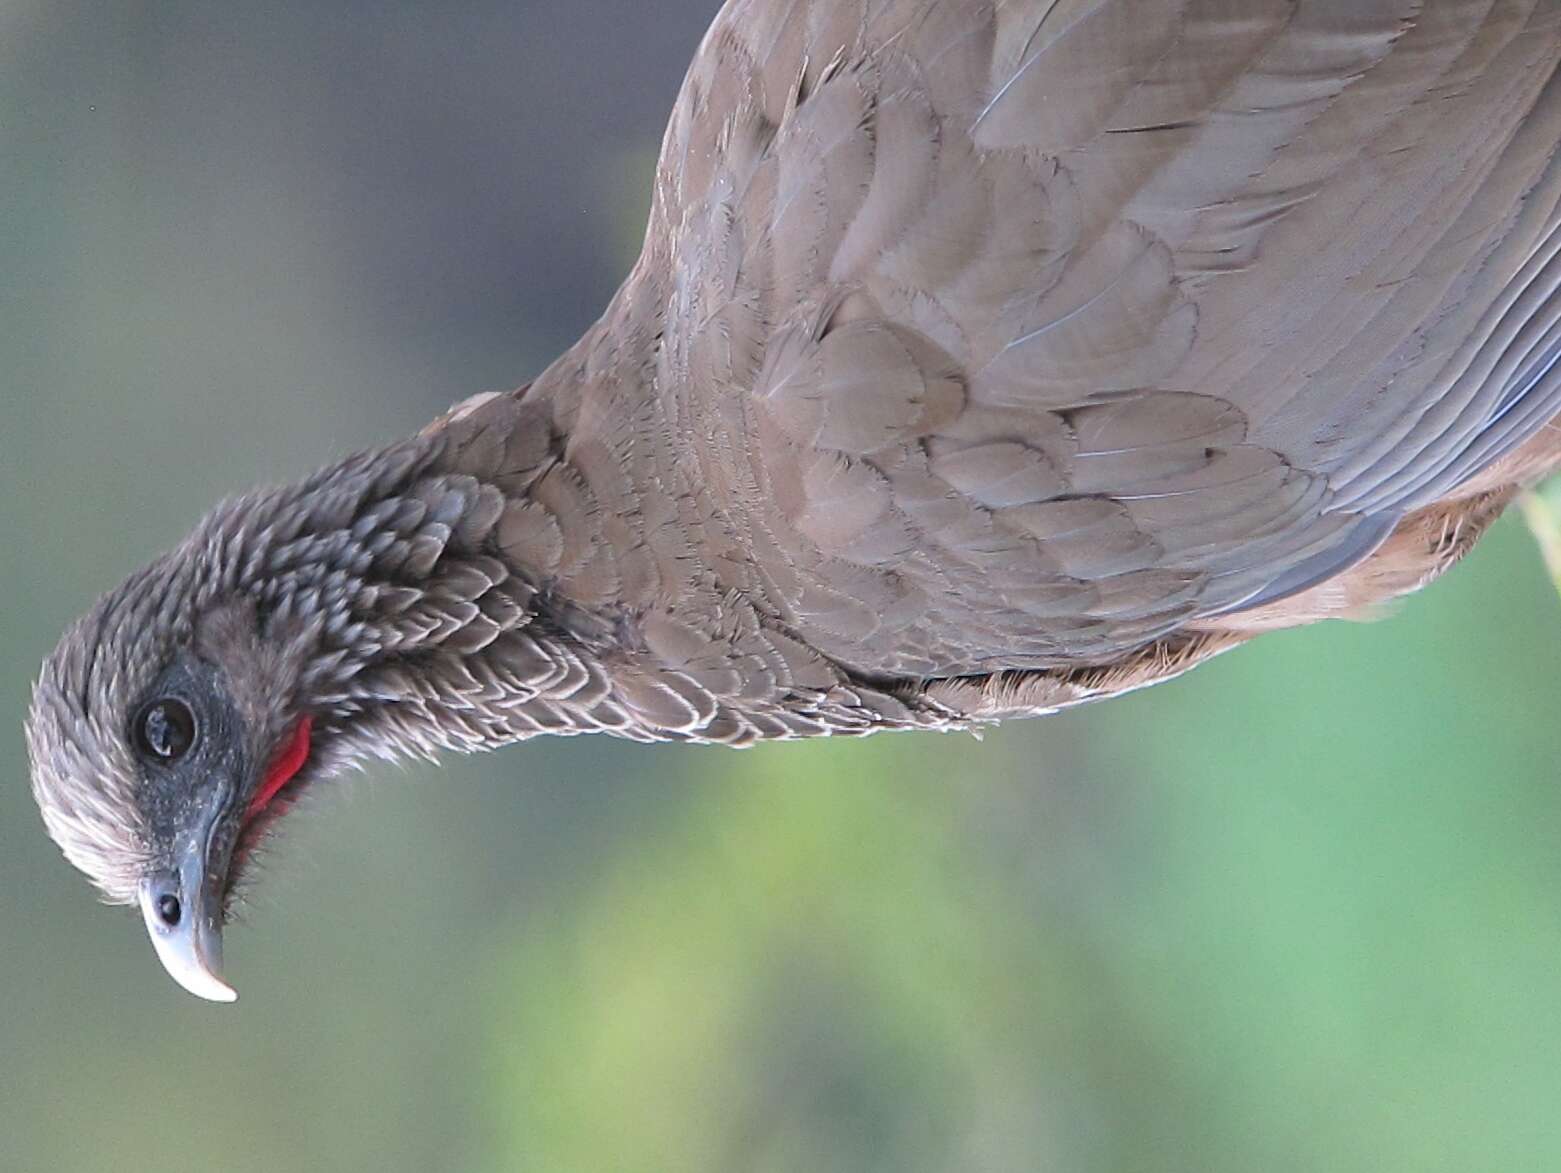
1519 478 1561 595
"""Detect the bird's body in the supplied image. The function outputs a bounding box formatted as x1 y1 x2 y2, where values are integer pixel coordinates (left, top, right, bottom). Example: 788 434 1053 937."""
26 0 1561 999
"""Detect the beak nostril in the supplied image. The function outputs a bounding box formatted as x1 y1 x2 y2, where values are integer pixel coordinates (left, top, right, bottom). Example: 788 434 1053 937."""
156 893 182 927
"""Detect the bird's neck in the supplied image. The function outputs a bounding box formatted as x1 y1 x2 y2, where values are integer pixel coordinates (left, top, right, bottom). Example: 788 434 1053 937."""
204 420 624 774
211 364 934 767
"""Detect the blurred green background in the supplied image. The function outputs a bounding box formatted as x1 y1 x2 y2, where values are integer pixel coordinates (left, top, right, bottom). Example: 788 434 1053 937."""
6 3 1561 1171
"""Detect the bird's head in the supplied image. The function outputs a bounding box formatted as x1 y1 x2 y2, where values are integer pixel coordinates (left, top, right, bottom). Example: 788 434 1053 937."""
26 533 331 1003
25 434 570 1002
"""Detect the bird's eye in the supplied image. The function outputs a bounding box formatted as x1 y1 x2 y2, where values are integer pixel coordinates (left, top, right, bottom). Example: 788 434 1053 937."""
133 699 197 763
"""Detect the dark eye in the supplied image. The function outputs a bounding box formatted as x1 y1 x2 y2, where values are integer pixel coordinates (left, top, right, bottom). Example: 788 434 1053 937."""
133 699 197 763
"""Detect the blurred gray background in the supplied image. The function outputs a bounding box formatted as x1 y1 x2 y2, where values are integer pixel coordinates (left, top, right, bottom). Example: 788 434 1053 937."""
7 3 1561 1171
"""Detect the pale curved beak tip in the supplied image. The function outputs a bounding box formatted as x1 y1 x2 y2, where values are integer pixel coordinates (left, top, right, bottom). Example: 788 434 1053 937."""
165 959 238 1004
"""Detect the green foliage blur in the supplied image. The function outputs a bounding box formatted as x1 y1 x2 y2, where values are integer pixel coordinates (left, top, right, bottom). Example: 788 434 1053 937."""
6 4 1561 1171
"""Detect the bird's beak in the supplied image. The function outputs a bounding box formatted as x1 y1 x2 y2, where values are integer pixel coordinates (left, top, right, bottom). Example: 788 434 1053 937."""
137 812 238 1003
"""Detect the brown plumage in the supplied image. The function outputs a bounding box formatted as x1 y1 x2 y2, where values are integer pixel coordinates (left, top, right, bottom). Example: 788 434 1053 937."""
26 0 1561 1000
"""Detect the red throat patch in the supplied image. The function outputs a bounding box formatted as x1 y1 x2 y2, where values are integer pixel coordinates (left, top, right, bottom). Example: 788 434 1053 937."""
247 716 313 819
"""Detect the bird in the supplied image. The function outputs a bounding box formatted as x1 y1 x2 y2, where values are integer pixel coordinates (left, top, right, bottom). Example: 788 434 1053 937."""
25 0 1561 1002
